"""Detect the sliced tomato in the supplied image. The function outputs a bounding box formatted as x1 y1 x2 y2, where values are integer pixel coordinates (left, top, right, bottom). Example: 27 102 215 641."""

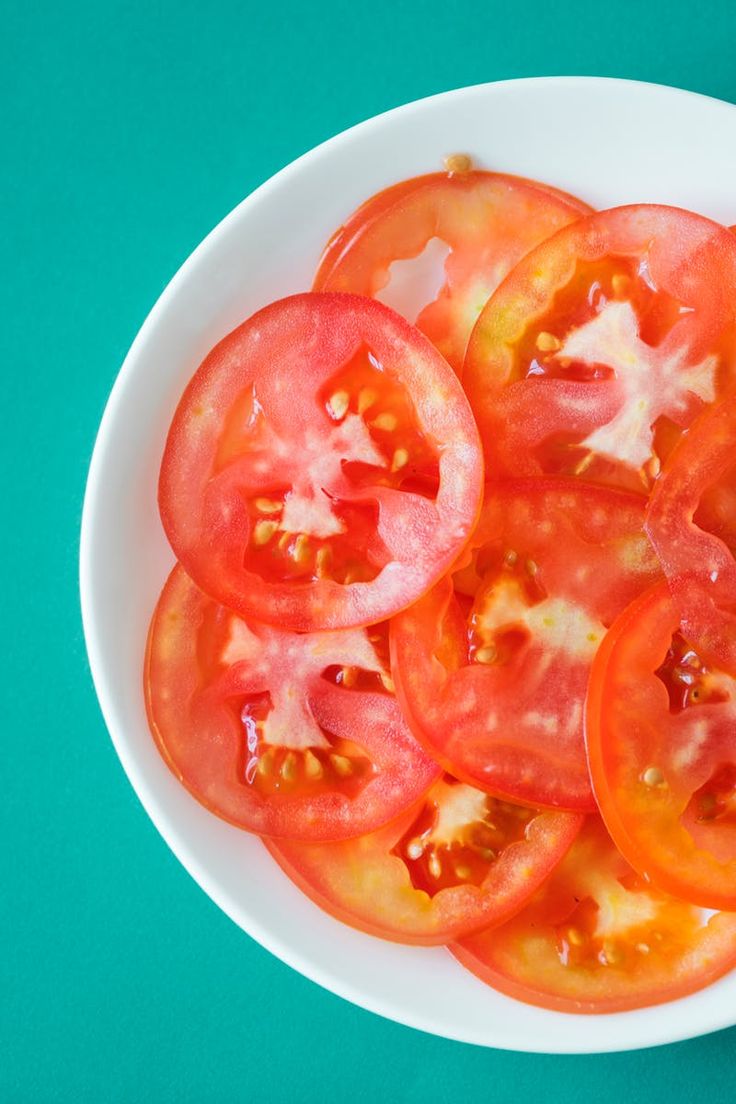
313 169 590 373
464 205 736 494
645 393 736 667
267 773 581 944
587 579 736 909
145 566 440 841
453 817 736 1014
159 293 483 632
390 479 661 811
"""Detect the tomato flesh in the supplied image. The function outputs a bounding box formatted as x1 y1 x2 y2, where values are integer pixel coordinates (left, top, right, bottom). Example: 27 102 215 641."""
267 773 582 944
586 579 736 908
464 205 736 494
145 566 440 840
454 817 736 1013
159 293 482 632
390 479 661 811
314 170 590 373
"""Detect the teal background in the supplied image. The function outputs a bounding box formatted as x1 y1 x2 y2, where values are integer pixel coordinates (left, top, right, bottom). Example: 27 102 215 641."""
5 1 736 1099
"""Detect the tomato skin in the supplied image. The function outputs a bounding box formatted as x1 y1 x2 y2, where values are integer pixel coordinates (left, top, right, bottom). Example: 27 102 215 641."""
159 293 483 632
586 579 736 910
464 204 736 493
390 479 662 812
314 171 590 373
145 566 441 841
453 817 736 1014
266 781 582 945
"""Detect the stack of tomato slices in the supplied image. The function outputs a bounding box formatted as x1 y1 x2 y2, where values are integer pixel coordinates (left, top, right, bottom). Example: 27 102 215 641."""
146 163 736 1014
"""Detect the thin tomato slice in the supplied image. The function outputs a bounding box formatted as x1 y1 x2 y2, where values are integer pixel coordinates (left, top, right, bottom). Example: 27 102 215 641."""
587 579 736 909
159 293 482 632
646 394 736 666
453 817 736 1014
390 479 661 811
314 169 590 373
267 774 581 944
464 205 736 494
145 567 440 841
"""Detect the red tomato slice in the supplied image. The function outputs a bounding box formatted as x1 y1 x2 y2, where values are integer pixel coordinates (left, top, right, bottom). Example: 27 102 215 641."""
159 293 483 632
313 170 590 373
145 566 440 841
587 579 736 909
267 774 582 944
464 205 736 495
646 394 736 668
390 479 661 811
453 817 736 1014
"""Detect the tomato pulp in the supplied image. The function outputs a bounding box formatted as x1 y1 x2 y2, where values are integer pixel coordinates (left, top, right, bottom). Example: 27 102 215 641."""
145 567 440 840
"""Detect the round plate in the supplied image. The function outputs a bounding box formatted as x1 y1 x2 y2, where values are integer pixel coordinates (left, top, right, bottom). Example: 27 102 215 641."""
80 76 736 1053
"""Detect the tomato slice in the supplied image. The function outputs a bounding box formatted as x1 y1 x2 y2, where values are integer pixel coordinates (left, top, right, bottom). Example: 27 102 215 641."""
464 205 736 494
587 579 736 909
145 566 440 840
453 817 736 1013
390 479 661 811
313 169 590 374
267 773 582 944
159 293 482 632
646 394 736 667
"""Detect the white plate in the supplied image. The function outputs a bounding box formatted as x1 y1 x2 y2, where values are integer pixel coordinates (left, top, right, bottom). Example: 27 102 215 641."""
80 77 736 1053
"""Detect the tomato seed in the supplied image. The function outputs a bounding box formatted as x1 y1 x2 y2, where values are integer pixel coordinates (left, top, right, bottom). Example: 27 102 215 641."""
327 390 350 419
642 766 664 787
536 331 561 353
292 534 310 564
358 388 377 414
303 750 324 779
372 412 398 432
281 752 297 781
391 447 409 471
475 646 497 665
254 497 282 515
330 754 353 777
443 153 472 174
253 519 278 545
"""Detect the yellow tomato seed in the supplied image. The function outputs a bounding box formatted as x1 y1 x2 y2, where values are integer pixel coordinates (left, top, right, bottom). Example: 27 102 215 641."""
536 331 561 353
372 412 398 431
391 447 409 471
253 520 278 545
328 390 350 419
292 534 310 563
281 752 297 781
358 388 377 414
612 274 632 297
443 153 472 175
303 750 323 780
475 646 497 665
642 766 664 787
330 754 353 777
254 497 282 515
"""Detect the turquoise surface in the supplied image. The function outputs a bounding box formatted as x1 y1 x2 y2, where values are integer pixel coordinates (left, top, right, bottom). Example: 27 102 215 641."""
5 1 736 1098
